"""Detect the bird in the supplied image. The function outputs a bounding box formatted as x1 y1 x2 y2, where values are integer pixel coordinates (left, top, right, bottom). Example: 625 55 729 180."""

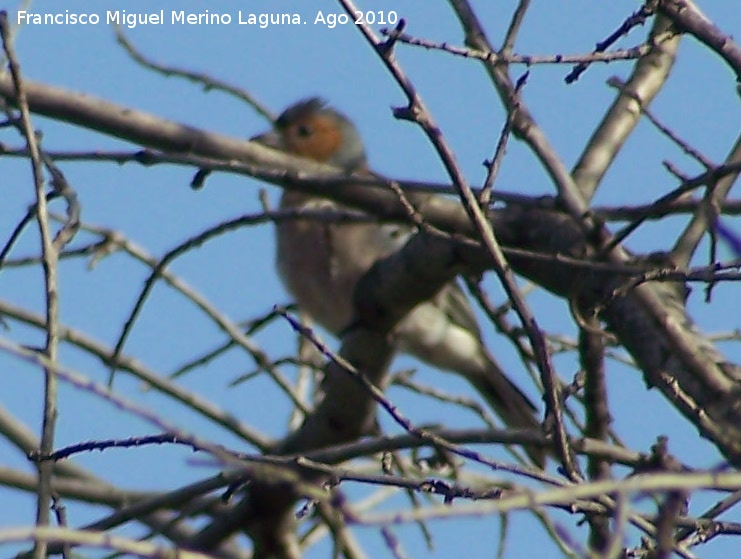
254 98 545 466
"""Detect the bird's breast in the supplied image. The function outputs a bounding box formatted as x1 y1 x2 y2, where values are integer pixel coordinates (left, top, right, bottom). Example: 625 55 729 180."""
276 193 394 333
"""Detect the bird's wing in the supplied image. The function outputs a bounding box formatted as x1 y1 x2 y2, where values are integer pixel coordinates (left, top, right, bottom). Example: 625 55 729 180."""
434 280 484 340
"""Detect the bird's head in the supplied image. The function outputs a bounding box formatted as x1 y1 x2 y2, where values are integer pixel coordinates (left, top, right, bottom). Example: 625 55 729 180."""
252 98 367 172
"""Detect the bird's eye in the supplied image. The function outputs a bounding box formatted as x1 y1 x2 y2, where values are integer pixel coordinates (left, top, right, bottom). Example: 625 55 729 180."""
296 123 313 138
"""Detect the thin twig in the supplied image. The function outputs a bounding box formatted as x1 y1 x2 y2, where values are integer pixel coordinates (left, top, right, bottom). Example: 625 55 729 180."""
0 13 59 559
114 25 275 122
565 4 655 83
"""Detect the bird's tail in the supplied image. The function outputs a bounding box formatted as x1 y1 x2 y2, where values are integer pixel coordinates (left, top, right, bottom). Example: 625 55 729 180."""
469 359 546 468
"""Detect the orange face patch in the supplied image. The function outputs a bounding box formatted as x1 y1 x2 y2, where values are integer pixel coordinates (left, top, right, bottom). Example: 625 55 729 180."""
282 114 344 163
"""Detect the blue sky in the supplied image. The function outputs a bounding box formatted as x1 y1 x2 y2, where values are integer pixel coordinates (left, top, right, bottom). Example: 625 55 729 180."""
1 1 740 557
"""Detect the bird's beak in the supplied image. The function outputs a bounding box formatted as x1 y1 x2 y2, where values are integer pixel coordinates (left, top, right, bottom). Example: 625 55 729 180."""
250 130 283 150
